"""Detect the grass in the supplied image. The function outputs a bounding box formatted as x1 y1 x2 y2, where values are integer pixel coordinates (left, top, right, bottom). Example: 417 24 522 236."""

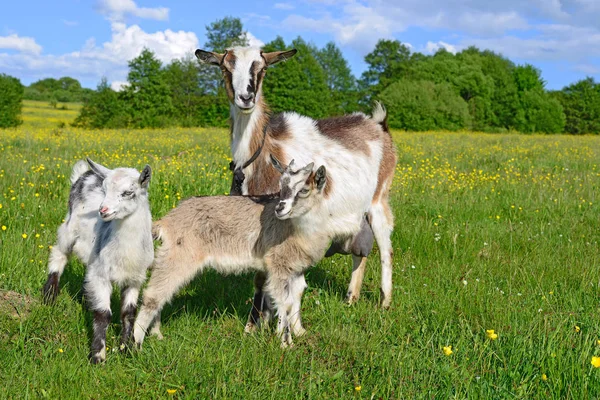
1 104 600 398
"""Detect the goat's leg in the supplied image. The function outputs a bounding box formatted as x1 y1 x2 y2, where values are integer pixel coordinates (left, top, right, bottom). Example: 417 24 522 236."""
289 274 307 337
245 271 273 333
84 276 113 364
119 285 140 351
134 260 204 348
268 276 294 348
345 215 374 303
148 312 163 340
369 200 395 309
42 224 73 304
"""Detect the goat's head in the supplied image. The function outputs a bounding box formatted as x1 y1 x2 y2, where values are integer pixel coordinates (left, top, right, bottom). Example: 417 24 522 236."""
195 46 297 114
270 154 327 220
86 158 152 222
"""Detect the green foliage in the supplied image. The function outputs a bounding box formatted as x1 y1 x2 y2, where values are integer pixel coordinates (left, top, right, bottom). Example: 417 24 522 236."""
73 78 128 129
262 36 330 119
515 89 566 133
25 76 90 102
315 42 359 114
0 74 24 128
554 78 600 134
379 80 471 131
205 16 248 52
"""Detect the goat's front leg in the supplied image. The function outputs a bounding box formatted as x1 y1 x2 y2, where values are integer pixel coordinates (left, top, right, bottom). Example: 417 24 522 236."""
84 276 113 364
289 274 307 337
119 285 140 351
268 276 294 348
245 271 273 333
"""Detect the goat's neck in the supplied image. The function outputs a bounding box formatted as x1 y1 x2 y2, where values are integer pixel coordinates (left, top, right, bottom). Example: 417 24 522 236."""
230 96 269 166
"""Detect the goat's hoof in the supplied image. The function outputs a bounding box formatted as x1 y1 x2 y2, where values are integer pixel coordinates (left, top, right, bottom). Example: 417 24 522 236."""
293 326 306 337
42 274 59 304
345 291 359 305
379 289 392 309
244 322 257 334
151 331 164 340
89 354 106 364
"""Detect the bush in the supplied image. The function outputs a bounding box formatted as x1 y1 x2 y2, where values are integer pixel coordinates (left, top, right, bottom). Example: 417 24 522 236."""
0 74 24 128
379 80 471 131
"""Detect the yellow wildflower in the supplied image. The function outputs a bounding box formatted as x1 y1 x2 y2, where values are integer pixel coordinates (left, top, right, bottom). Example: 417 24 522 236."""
22 233 27 239
1 226 6 231
592 357 600 368
542 374 547 381
597 340 600 345
575 326 581 333
58 348 64 353
486 329 498 340
167 389 177 394
443 346 453 356
355 385 362 392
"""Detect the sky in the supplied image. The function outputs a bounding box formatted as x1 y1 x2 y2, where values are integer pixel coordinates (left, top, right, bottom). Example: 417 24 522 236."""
1 0 600 91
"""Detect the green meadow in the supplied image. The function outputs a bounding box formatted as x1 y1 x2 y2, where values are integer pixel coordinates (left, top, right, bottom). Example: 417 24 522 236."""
1 103 600 398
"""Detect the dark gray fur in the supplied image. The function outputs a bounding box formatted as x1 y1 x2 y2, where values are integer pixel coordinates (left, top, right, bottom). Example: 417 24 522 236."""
68 170 102 218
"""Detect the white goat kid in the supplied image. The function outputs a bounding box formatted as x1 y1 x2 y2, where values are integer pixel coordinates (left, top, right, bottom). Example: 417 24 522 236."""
42 159 153 363
195 46 397 331
134 157 330 348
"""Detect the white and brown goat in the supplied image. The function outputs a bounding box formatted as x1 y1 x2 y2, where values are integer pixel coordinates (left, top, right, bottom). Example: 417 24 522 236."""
133 157 331 347
195 46 397 329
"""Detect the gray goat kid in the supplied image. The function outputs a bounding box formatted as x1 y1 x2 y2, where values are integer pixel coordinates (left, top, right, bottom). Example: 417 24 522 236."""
42 158 153 363
134 156 330 348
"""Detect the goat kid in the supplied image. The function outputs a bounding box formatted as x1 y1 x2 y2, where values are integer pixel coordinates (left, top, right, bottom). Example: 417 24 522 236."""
42 159 153 363
134 157 330 348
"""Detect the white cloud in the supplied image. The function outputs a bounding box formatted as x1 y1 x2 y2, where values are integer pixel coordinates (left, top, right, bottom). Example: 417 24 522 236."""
274 3 295 10
246 32 265 48
96 0 169 22
0 22 198 86
110 80 129 91
425 41 457 54
0 34 42 55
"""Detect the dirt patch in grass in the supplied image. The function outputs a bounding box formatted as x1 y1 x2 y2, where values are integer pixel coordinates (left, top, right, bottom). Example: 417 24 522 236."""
0 290 35 319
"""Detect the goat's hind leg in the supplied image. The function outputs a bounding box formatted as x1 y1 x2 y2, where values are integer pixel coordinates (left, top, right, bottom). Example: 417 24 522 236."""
369 199 395 309
119 285 140 351
42 224 73 304
245 271 273 333
289 274 307 337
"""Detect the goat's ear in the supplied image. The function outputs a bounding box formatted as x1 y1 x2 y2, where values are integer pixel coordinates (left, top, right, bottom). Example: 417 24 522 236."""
86 158 110 178
195 49 224 66
300 162 314 174
261 49 297 66
315 166 327 191
139 165 152 188
270 154 286 174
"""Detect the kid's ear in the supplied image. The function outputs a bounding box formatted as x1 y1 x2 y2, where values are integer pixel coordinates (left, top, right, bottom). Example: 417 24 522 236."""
270 154 287 174
86 158 110 178
315 165 327 191
139 165 152 188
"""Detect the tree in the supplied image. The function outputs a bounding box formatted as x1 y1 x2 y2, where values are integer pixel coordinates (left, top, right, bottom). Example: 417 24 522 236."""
164 56 204 126
0 74 24 128
360 39 413 100
315 42 358 114
73 78 127 128
262 36 330 119
554 78 600 134
379 80 471 131
205 16 247 52
121 48 175 128
514 89 565 133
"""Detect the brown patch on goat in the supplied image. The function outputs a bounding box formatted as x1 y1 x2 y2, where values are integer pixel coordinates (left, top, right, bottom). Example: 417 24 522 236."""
220 52 237 103
372 133 397 204
316 114 379 155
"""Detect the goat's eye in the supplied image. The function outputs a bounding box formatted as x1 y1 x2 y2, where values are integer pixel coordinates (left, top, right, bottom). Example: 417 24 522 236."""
122 191 134 197
299 188 310 196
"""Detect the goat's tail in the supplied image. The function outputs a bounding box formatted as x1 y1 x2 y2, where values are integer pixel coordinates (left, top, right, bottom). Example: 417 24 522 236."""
370 101 389 133
151 221 163 241
70 160 89 184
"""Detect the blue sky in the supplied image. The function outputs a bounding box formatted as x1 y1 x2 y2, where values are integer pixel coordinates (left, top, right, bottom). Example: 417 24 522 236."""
2 0 600 90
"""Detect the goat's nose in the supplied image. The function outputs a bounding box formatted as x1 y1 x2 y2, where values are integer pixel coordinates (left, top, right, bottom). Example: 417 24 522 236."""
239 93 255 103
99 206 109 214
275 202 285 213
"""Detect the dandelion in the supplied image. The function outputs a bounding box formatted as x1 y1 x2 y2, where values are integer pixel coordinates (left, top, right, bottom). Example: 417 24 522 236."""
575 326 581 333
542 374 547 381
167 389 177 395
486 329 498 340
355 385 362 392
1 226 6 231
443 346 453 356
58 348 64 353
22 233 27 239
592 357 600 368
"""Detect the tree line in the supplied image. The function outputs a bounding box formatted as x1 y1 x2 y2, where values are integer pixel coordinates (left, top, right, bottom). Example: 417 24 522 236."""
1 16 600 133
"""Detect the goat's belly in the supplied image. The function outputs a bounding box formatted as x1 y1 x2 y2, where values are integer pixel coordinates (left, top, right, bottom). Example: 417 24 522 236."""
206 255 264 275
